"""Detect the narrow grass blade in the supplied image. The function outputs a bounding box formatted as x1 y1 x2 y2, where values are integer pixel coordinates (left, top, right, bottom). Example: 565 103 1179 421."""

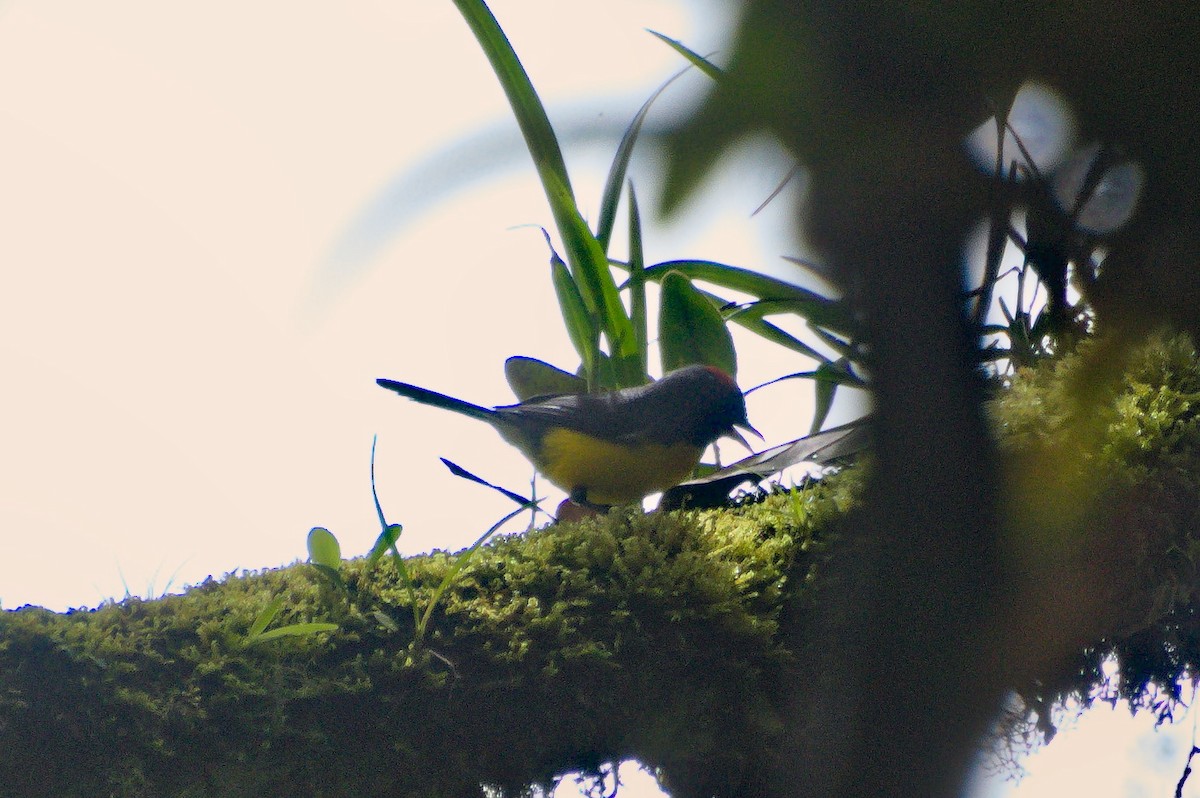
247 623 339 644
365 437 418 623
247 596 285 639
369 435 387 529
546 232 600 381
722 299 831 362
452 0 573 197
751 164 803 216
596 65 691 251
642 259 854 333
811 361 840 434
417 504 530 639
544 173 640 383
646 30 723 80
744 318 828 362
440 457 537 509
626 183 648 376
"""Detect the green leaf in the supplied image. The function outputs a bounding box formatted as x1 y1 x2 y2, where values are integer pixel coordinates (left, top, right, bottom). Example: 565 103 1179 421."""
306 527 341 570
646 30 723 80
247 596 284 639
368 523 405 567
451 0 638 386
544 173 639 384
808 324 865 365
440 458 538 509
246 623 339 645
659 270 737 377
416 504 530 641
596 66 691 252
811 361 842 434
369 435 388 529
721 299 830 362
642 260 855 334
548 240 600 381
451 0 573 198
504 355 586 401
626 183 648 377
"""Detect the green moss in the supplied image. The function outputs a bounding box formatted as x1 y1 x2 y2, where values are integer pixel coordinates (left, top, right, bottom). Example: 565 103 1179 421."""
990 334 1200 728
0 479 859 798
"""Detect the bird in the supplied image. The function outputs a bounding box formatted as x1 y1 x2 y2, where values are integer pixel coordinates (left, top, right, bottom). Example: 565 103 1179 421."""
376 364 759 507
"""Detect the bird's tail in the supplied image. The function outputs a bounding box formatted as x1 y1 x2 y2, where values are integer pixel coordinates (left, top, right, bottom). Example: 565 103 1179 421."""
376 378 496 423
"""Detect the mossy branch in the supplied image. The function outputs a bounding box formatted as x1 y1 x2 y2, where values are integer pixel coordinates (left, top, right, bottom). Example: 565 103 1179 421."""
3 336 1200 798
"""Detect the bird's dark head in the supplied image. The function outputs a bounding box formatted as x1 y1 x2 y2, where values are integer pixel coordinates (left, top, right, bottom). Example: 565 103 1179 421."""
661 364 761 448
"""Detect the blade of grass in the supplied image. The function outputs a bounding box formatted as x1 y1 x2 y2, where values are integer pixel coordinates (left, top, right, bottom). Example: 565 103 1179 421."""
452 1 638 386
751 164 803 216
646 30 723 80
693 289 832 363
247 623 339 644
627 182 648 377
642 259 854 333
722 299 831 362
544 230 600 382
440 457 538 509
367 436 420 627
810 360 844 433
596 65 692 251
416 504 530 642
247 596 284 639
452 0 573 197
807 324 865 365
544 172 640 384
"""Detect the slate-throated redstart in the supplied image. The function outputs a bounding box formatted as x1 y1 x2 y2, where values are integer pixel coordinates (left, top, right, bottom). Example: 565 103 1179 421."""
376 364 759 506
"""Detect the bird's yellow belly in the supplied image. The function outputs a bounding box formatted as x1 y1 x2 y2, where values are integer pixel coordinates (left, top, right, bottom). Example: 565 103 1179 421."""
536 428 704 505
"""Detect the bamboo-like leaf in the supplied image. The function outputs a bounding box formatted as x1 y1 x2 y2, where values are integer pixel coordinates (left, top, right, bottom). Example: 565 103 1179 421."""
440 458 537 509
646 30 723 80
247 596 284 639
451 1 638 386
452 0 574 198
659 271 737 377
808 324 865 366
643 260 854 333
544 173 640 384
626 183 648 377
549 243 599 380
247 623 339 644
810 361 844 434
306 527 341 570
367 523 404 567
722 300 829 362
596 66 691 251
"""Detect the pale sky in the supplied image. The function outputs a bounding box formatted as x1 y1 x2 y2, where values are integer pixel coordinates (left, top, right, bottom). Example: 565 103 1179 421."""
0 3 1192 796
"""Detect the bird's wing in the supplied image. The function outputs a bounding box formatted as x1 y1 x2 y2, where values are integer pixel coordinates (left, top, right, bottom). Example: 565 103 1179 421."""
494 392 649 443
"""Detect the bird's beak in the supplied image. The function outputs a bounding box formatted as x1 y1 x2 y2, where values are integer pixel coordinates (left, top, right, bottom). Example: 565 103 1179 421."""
724 422 764 453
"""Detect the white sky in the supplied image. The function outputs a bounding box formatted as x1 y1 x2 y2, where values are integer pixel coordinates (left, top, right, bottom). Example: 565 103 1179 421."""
0 3 1193 796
